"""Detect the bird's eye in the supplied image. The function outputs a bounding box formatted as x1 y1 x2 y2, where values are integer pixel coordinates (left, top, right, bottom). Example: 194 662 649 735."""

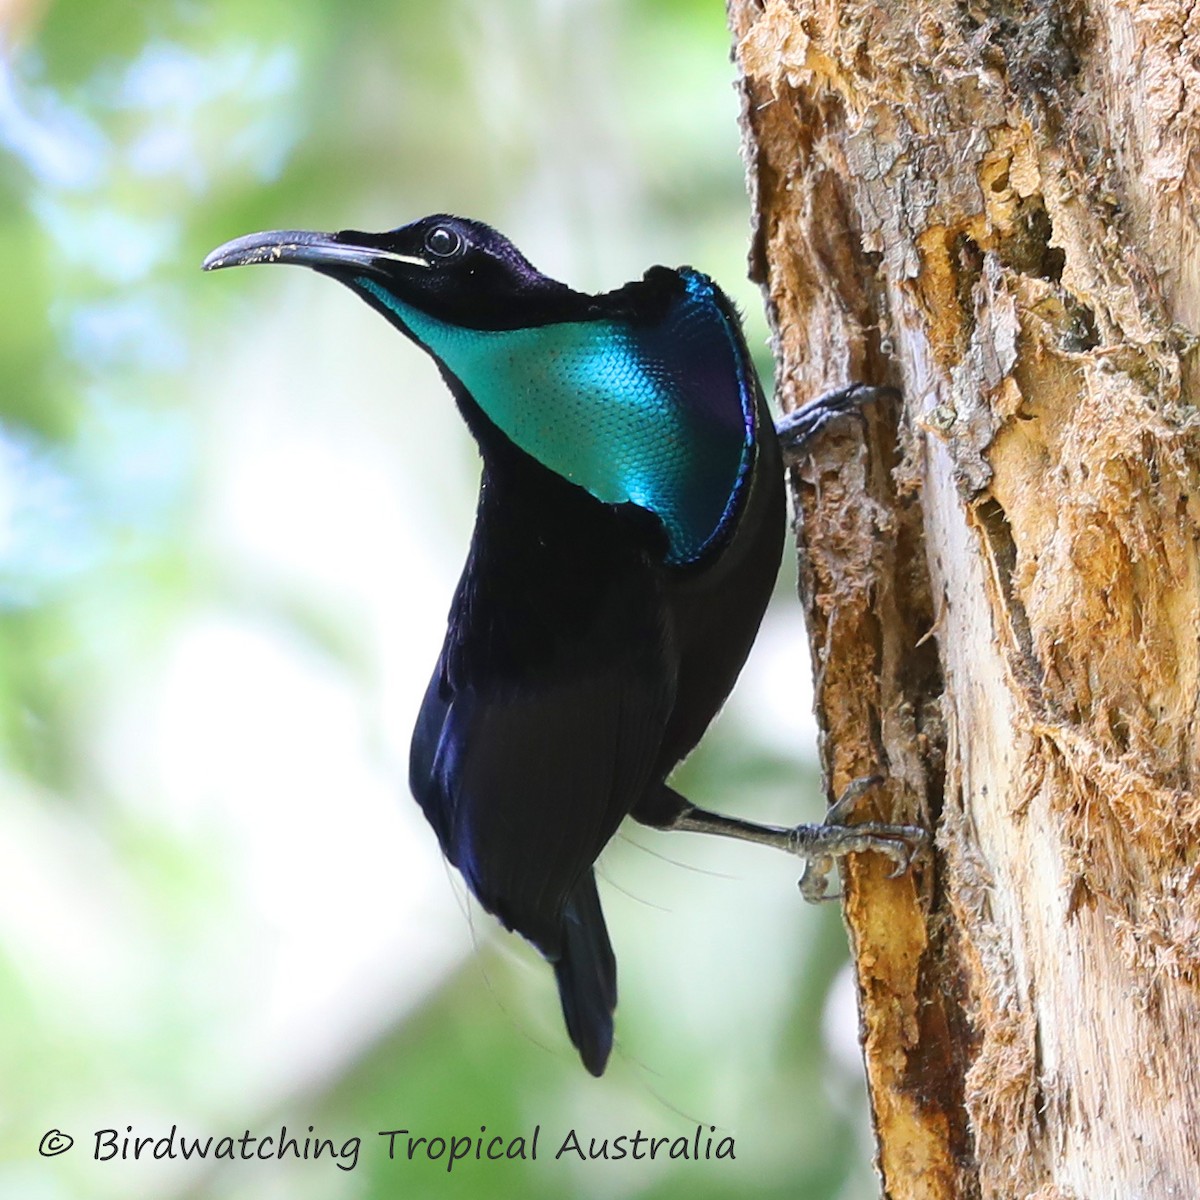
424 226 464 258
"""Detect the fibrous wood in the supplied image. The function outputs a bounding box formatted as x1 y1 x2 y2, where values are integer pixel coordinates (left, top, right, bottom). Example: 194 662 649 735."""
727 1 1200 1196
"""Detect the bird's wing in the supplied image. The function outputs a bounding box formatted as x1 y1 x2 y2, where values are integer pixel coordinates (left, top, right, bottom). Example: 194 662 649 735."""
421 646 673 956
408 437 678 958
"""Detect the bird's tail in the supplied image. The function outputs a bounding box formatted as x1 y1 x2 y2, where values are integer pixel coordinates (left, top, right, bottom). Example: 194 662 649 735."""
553 872 617 1076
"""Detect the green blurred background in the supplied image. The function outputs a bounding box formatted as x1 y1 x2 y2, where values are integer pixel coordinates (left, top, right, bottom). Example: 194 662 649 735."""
0 1 879 1196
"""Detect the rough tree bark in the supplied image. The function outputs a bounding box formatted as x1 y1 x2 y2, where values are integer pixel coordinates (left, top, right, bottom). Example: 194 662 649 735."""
726 1 1200 1197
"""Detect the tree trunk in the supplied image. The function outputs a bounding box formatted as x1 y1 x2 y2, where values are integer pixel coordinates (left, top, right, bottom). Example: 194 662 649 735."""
726 1 1200 1196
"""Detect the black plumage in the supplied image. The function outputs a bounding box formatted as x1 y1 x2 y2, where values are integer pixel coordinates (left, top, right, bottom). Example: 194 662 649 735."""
204 215 922 1076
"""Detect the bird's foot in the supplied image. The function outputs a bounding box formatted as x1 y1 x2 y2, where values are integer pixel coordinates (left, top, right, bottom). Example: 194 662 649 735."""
775 383 898 467
652 776 928 901
790 775 929 903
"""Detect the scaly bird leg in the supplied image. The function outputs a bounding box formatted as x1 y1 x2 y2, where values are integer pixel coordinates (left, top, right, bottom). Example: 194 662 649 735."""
659 776 929 904
774 383 898 467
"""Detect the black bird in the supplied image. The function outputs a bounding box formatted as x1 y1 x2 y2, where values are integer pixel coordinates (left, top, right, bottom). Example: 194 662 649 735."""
204 216 926 1075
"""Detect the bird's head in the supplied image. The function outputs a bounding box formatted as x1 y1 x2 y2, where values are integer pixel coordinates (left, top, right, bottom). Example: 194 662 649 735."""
205 214 759 566
203 214 585 331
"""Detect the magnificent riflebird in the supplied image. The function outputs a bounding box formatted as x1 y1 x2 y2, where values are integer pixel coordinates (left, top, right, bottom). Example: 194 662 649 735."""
204 216 926 1076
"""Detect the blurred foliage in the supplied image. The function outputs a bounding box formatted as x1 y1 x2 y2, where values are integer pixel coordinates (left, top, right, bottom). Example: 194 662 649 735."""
0 1 878 1198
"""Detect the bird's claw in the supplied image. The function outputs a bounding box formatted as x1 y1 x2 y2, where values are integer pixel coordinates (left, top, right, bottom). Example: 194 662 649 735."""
775 383 898 467
791 775 929 904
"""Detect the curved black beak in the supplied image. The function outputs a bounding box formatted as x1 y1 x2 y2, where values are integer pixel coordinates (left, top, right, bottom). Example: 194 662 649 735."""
202 229 430 275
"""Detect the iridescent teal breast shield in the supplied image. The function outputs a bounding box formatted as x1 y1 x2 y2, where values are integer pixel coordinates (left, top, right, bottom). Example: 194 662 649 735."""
358 269 756 565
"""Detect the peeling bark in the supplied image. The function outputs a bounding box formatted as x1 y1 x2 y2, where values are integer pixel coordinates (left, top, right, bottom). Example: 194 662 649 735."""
727 1 1200 1196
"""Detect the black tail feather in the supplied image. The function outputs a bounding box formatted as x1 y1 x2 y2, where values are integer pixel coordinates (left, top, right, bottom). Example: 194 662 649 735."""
553 873 617 1076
